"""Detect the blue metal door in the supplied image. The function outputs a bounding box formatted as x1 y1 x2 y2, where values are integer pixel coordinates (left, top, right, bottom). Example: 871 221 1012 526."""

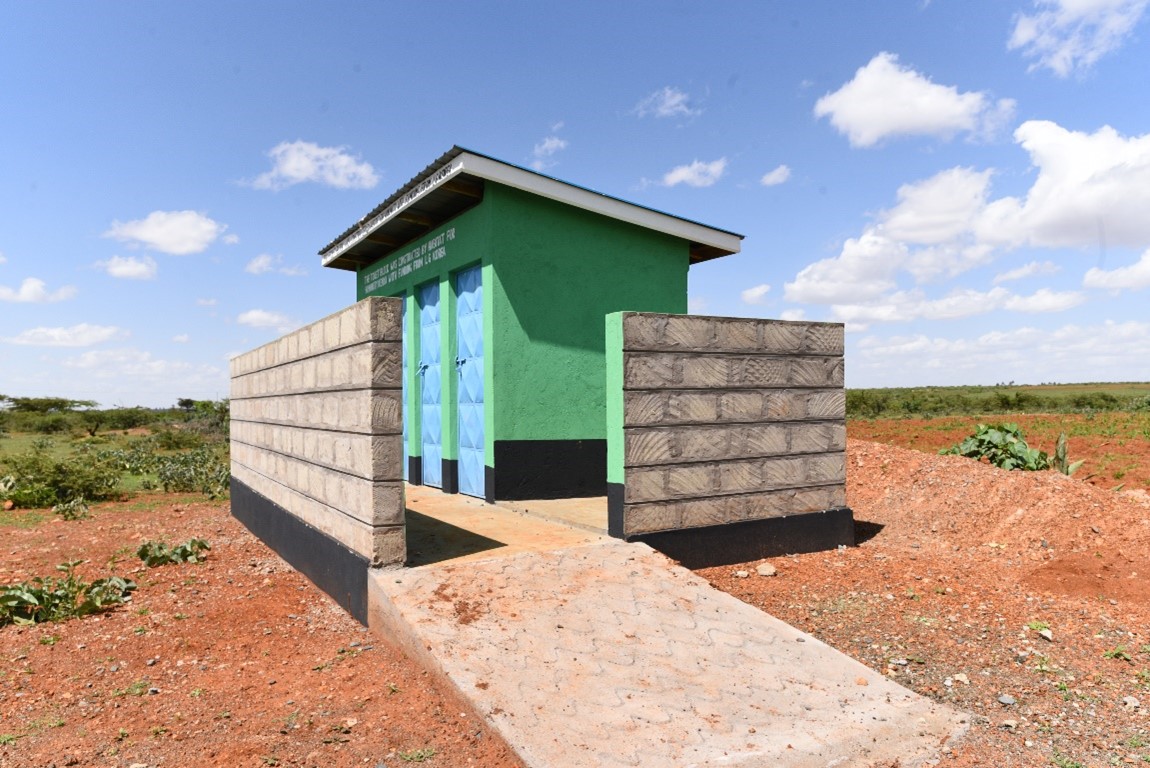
418 281 442 488
454 266 484 498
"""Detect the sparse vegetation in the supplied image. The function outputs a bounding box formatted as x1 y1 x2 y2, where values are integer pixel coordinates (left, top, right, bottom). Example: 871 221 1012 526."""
0 561 136 626
137 538 211 567
941 423 1050 471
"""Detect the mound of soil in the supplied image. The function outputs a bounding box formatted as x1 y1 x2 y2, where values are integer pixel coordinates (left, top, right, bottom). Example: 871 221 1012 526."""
702 439 1150 768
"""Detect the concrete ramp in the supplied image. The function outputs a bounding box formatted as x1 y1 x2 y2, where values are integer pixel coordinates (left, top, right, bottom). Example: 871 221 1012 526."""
369 538 966 767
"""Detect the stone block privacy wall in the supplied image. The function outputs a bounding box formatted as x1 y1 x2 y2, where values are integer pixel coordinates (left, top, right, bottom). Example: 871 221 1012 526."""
606 312 851 565
230 298 404 621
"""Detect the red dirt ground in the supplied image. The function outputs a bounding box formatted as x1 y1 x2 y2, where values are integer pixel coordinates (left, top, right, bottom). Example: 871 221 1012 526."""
0 497 524 768
4 426 1150 767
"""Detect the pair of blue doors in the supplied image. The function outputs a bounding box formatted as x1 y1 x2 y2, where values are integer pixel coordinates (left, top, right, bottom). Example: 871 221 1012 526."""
405 266 484 498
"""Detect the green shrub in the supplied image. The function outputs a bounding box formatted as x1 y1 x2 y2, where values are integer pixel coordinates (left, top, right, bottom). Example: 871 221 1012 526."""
0 561 135 626
51 496 90 521
137 538 211 567
150 427 204 451
0 440 123 509
154 447 229 498
940 423 1050 471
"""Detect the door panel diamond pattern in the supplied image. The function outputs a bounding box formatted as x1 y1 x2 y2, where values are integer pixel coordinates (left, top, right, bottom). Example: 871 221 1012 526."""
455 266 484 498
418 281 442 488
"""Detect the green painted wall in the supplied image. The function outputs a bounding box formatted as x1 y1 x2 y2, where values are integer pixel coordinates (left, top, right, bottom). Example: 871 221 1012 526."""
486 184 687 443
356 180 689 467
604 312 626 484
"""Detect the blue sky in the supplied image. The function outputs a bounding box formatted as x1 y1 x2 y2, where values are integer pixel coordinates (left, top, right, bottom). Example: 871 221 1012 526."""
3 0 1149 407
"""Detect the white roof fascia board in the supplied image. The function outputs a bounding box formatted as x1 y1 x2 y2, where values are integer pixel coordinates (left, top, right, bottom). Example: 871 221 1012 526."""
321 157 469 267
458 153 742 255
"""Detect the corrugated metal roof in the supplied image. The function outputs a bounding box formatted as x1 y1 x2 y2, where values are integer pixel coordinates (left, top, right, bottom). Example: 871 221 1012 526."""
320 146 743 271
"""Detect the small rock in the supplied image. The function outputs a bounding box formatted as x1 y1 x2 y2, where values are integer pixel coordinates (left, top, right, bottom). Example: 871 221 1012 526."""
1122 696 1140 709
145 658 156 667
734 570 749 578
1001 719 1018 730
1038 628 1054 642
998 694 1016 706
953 673 970 685
147 687 160 695
756 563 778 577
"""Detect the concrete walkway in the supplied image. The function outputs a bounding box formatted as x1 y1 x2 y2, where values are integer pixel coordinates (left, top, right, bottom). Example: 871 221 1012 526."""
370 492 967 767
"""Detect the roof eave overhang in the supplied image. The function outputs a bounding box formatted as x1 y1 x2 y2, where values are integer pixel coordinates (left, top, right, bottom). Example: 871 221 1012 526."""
320 149 743 271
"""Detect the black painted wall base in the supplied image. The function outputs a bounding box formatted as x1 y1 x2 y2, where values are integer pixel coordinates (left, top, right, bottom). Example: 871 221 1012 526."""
441 459 459 494
230 479 370 625
407 456 422 486
492 439 607 500
626 507 855 570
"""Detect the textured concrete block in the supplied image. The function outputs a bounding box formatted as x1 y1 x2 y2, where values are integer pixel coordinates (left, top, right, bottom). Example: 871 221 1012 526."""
624 467 666 504
372 525 406 568
624 353 676 389
806 390 845 420
623 392 667 426
714 319 760 351
661 315 715 350
665 463 715 500
737 356 790 388
623 503 682 536
621 312 662 350
763 391 805 420
667 392 719 423
717 460 761 495
370 295 403 342
761 322 806 354
807 453 846 484
803 323 844 355
718 391 762 422
680 357 729 388
678 497 730 528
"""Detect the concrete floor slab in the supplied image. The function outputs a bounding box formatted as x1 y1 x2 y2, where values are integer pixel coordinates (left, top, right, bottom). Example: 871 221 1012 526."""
371 511 968 767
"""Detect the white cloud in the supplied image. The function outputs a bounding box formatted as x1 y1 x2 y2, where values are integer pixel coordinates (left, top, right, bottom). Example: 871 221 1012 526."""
1083 248 1150 291
741 283 771 305
172 334 190 343
531 136 568 171
61 348 225 397
853 320 1150 385
0 252 6 264
95 255 157 280
993 260 1061 284
785 232 905 304
760 165 791 187
3 323 127 347
244 253 306 276
787 120 1150 327
196 298 218 306
104 210 225 255
779 309 806 322
1003 287 1086 312
1009 0 1149 77
223 234 240 245
0 277 77 303
662 158 727 188
250 140 380 191
688 297 709 314
814 52 1015 147
634 87 701 119
237 309 297 333
826 286 1083 329
977 121 1150 250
